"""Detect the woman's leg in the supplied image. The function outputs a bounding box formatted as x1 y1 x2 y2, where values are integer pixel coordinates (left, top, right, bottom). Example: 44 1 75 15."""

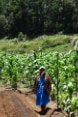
41 105 46 110
41 104 46 114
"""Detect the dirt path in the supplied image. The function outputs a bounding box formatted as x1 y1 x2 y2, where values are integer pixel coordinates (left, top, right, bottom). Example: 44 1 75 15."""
0 86 67 117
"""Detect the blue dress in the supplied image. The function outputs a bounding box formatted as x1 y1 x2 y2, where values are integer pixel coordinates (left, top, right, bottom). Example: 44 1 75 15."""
36 76 49 105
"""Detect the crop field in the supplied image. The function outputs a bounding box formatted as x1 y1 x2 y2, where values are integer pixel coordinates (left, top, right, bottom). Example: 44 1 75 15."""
0 49 78 117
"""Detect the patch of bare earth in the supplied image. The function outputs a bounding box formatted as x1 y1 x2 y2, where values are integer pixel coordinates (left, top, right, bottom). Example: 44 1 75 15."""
0 86 67 117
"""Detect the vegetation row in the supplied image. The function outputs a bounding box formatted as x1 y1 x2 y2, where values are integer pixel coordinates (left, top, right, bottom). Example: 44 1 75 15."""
0 48 78 116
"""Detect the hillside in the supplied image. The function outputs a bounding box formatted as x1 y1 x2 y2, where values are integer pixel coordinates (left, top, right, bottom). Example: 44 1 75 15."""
0 34 77 53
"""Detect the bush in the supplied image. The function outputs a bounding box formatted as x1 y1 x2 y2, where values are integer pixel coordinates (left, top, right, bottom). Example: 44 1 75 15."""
17 32 28 41
42 39 53 48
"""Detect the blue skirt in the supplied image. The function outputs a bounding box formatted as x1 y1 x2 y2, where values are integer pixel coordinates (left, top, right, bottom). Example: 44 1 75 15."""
36 77 49 106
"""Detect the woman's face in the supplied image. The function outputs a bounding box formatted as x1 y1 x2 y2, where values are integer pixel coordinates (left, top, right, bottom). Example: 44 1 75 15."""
40 68 45 76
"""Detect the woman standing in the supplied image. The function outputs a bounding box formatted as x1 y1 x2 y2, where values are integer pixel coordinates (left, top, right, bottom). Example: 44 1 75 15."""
33 66 51 114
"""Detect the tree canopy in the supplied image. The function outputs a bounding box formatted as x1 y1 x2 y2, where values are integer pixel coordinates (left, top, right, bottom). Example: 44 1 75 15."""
0 0 78 38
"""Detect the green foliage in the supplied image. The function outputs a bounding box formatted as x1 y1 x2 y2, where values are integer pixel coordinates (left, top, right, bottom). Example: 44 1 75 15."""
0 34 73 53
17 32 28 41
0 15 8 37
0 48 78 115
71 97 78 111
0 0 78 37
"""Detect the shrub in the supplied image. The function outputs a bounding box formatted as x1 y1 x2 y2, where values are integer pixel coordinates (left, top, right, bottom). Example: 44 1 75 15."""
17 32 28 41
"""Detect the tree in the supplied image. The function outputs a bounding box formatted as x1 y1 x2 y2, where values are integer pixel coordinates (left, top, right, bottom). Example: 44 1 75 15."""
0 15 8 37
0 0 78 37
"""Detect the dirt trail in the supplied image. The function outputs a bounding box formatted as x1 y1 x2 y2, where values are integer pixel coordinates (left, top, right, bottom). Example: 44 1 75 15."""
0 86 67 117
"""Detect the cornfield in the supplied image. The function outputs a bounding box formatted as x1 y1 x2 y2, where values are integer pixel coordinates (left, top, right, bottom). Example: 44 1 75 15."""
0 49 78 116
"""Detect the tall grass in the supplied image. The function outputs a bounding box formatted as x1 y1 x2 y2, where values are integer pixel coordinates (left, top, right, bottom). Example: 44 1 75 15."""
0 34 73 53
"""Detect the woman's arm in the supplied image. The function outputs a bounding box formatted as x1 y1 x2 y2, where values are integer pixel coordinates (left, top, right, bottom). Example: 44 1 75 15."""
33 74 39 93
44 74 51 94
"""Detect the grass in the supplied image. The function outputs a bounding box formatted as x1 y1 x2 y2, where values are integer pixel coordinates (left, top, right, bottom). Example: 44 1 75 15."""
45 43 73 53
0 34 75 53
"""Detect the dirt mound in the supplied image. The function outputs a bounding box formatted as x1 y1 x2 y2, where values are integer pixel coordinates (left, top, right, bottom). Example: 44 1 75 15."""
0 87 67 117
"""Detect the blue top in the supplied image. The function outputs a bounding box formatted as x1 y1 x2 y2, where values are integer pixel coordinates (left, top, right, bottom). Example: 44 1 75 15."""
36 76 49 105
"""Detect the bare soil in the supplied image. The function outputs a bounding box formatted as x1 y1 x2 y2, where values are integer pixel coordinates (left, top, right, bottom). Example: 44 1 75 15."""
0 85 67 117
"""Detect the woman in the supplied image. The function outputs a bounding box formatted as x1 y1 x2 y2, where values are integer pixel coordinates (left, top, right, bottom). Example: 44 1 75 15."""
33 66 51 114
